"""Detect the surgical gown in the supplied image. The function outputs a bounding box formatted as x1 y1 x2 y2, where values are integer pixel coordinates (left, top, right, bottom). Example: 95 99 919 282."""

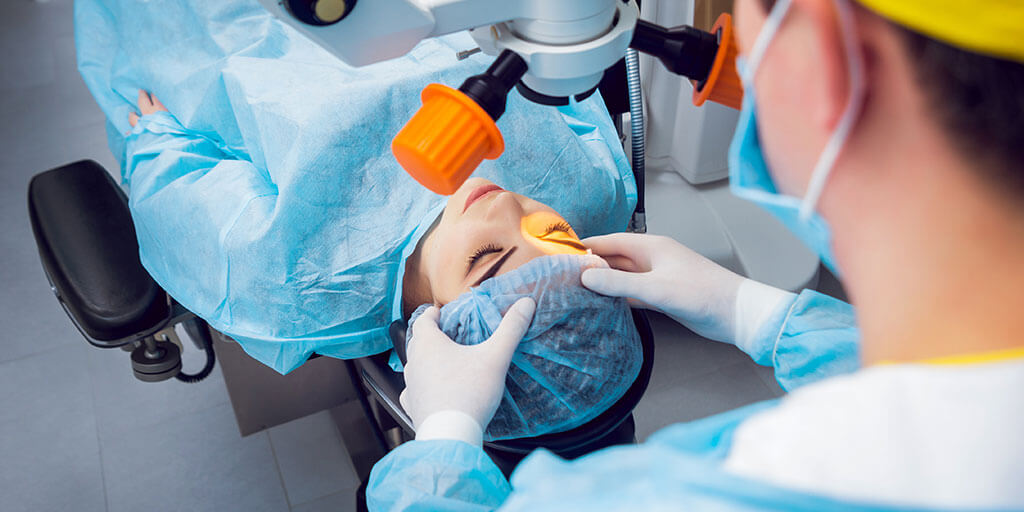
367 289 1024 510
75 0 636 373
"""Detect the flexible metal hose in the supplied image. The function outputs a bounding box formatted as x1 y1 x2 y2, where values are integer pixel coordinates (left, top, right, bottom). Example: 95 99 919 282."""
624 48 647 233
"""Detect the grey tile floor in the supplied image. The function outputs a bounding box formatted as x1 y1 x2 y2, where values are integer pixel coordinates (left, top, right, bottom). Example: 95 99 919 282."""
0 0 845 510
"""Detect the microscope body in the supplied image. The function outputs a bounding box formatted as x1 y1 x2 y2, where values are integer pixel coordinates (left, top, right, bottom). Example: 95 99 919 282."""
258 0 741 194
258 0 636 102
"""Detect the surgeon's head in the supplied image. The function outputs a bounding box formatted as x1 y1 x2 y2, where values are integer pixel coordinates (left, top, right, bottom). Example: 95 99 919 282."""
403 177 589 313
733 0 1024 281
734 0 1024 202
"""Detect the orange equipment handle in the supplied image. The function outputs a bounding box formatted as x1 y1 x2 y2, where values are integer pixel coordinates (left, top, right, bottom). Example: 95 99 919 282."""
392 84 505 195
693 13 743 110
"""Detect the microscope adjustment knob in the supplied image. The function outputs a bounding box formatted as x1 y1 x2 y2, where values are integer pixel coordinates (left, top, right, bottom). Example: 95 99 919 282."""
393 51 526 195
392 84 504 195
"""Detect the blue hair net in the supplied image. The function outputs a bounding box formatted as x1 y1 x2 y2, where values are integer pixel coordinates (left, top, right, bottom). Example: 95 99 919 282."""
74 0 636 373
407 254 643 441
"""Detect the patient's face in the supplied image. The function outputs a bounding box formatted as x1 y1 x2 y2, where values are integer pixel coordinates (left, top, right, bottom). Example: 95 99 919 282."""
420 177 587 305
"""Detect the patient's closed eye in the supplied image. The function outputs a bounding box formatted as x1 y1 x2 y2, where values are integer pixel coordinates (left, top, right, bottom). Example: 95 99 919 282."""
470 246 519 286
468 243 502 272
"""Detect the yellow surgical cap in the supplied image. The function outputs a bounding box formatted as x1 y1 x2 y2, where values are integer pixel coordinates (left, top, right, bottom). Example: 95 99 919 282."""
857 0 1024 63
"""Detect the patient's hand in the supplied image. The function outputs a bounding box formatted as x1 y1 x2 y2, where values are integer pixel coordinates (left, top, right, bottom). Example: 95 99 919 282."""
128 90 168 127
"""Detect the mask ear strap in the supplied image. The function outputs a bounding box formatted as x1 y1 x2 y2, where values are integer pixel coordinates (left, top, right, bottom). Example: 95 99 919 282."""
742 0 793 82
799 0 866 220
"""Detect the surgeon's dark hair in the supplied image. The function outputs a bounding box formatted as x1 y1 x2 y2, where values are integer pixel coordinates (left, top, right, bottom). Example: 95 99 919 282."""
756 0 1024 197
894 24 1024 197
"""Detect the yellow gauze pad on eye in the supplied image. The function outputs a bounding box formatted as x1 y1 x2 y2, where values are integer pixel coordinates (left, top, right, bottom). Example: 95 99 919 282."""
521 212 588 255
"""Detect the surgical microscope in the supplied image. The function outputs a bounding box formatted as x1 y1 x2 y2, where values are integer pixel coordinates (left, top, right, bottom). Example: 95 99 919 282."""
259 0 743 198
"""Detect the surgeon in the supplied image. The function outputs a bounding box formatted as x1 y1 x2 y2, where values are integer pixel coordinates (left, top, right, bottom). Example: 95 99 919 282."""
368 0 1024 509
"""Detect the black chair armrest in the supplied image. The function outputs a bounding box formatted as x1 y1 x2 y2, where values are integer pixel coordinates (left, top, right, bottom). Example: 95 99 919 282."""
28 160 169 345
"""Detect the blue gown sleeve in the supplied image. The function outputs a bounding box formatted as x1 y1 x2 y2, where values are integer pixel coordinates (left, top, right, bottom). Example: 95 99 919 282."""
741 289 860 391
120 112 283 367
367 440 511 511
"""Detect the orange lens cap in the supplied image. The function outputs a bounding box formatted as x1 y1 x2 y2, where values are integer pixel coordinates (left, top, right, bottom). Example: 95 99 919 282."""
392 84 505 195
693 13 743 110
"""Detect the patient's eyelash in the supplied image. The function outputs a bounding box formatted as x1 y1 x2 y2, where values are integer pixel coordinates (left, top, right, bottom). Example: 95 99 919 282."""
543 222 574 236
468 243 502 268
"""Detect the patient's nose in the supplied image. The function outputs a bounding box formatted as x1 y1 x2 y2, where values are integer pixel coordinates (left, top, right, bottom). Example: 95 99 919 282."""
484 191 524 223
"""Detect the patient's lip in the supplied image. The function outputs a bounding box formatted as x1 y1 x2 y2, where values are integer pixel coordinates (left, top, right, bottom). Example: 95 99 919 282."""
463 184 504 213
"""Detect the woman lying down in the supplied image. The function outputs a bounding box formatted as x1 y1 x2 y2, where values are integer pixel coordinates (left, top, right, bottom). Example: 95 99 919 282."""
126 91 642 441
82 0 640 441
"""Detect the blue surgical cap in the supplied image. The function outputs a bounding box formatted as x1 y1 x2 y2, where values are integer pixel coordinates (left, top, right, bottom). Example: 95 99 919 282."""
407 254 643 441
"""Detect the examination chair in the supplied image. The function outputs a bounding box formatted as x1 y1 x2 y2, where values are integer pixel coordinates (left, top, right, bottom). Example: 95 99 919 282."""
26 157 655 510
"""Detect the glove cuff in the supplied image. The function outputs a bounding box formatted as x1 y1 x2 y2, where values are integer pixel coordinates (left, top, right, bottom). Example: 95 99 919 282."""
733 279 796 357
415 410 484 446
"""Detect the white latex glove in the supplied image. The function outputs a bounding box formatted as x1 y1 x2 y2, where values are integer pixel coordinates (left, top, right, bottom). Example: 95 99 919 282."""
399 297 536 445
580 233 794 350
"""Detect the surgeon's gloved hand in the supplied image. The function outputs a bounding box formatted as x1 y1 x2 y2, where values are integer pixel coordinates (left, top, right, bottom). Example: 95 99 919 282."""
581 233 795 351
400 298 536 446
